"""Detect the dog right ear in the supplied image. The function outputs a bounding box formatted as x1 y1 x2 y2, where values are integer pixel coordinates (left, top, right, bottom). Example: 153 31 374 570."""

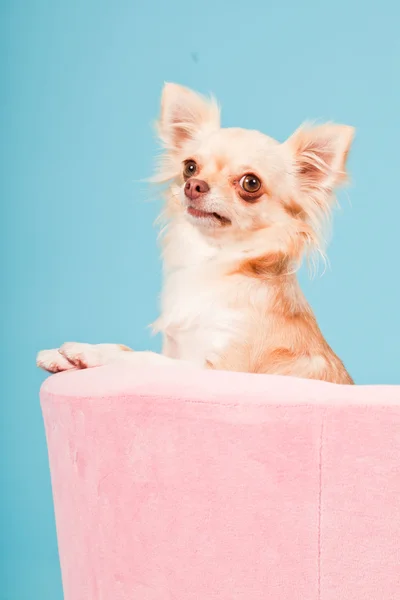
157 83 220 153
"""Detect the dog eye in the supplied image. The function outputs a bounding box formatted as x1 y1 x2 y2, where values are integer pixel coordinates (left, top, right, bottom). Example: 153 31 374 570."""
240 174 261 193
183 160 198 178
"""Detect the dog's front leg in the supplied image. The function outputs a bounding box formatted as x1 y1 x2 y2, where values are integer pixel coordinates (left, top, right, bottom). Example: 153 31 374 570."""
37 343 199 373
36 342 132 373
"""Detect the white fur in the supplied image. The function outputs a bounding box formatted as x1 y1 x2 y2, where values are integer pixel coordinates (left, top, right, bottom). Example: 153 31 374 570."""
154 221 249 365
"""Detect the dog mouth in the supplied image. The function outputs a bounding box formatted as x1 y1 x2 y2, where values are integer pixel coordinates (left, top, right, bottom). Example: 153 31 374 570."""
187 206 231 226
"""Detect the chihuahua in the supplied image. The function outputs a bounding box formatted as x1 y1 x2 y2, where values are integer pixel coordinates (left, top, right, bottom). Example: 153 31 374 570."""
37 83 354 384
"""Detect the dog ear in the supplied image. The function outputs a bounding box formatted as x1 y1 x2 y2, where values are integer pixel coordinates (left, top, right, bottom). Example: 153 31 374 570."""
287 123 354 198
157 83 220 152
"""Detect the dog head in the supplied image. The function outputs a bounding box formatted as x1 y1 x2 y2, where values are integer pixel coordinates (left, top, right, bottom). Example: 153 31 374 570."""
155 83 354 263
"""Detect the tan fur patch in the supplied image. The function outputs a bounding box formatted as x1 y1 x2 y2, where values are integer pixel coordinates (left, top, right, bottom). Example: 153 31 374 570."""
284 198 305 219
211 269 353 384
215 155 227 172
235 253 290 278
118 345 133 352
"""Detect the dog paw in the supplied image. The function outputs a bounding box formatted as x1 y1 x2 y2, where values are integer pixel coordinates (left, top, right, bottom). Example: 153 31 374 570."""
59 342 105 369
37 342 105 373
37 342 133 373
36 348 76 373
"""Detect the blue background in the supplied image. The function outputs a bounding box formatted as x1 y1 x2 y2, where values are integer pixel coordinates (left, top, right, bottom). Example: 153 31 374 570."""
1 0 399 597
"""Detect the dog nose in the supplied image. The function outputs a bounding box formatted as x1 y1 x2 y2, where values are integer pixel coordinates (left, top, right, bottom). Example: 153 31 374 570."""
184 178 210 201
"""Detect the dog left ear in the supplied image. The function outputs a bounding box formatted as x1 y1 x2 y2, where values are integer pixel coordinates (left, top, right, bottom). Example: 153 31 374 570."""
157 83 220 153
287 123 355 196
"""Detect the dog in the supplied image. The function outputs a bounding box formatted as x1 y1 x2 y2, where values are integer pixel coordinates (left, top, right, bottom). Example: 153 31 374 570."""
37 83 354 384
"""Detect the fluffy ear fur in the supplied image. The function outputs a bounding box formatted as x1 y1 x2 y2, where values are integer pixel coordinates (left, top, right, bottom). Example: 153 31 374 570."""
157 83 220 153
285 123 354 250
287 123 354 197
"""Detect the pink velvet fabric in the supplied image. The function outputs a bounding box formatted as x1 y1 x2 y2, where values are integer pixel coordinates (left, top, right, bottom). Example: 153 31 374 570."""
41 366 400 600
